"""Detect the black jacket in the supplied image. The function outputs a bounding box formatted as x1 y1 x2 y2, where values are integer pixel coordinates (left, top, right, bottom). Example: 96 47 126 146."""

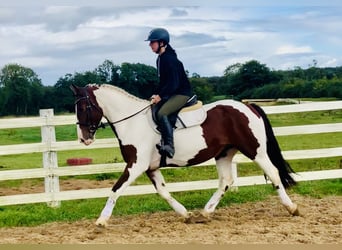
156 45 192 100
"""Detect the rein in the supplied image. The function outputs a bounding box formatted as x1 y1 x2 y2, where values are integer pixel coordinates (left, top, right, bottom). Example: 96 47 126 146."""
108 104 152 125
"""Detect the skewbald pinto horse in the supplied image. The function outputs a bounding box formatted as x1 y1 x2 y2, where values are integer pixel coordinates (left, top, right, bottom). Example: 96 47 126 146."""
70 83 299 227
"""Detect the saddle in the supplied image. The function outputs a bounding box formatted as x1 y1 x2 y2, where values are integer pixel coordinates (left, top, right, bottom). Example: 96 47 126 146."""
152 95 207 131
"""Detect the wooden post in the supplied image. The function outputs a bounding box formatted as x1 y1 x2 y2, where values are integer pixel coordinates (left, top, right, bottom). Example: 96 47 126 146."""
40 109 60 207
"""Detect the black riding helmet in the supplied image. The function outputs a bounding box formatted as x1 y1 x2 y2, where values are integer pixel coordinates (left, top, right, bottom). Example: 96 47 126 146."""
145 28 170 44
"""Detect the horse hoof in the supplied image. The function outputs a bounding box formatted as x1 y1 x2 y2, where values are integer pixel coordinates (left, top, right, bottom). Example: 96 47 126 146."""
291 208 300 216
95 217 108 228
286 203 300 216
184 212 211 224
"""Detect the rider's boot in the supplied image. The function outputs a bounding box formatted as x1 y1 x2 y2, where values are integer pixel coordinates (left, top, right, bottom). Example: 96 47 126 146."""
157 116 175 158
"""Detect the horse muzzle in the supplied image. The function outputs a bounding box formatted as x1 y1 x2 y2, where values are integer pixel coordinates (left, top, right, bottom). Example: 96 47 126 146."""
80 137 94 145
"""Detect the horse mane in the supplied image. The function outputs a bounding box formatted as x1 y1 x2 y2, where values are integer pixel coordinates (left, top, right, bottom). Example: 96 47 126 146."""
87 83 147 103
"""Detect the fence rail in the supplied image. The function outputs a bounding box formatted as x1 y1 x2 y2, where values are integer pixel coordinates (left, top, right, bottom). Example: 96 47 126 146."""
0 101 342 207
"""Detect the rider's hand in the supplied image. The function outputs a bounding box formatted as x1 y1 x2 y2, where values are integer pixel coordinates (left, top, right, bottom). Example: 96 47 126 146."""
150 95 161 104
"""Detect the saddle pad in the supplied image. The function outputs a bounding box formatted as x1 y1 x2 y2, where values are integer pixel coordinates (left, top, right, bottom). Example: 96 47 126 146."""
176 105 207 129
179 101 203 113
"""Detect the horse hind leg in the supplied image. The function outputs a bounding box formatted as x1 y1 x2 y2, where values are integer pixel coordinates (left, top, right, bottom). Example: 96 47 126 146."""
254 154 299 216
202 149 237 218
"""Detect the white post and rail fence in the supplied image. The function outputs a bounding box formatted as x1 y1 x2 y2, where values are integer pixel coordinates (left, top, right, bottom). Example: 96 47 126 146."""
0 101 342 207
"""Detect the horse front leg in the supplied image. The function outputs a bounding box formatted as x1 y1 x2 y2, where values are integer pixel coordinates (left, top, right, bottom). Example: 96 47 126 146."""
146 169 189 219
96 163 148 227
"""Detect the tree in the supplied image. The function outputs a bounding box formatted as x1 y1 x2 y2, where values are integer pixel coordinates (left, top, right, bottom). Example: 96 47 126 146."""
224 60 274 99
117 62 158 99
190 77 214 103
95 59 121 84
223 63 242 76
239 60 272 87
53 71 103 112
0 64 44 116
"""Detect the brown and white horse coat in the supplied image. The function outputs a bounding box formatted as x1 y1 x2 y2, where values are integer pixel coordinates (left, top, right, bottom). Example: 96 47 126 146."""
71 83 299 227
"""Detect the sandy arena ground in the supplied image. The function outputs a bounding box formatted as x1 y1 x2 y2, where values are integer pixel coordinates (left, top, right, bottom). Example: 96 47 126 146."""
0 193 341 244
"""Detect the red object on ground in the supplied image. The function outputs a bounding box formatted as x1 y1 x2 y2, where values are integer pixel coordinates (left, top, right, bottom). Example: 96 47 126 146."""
66 158 93 166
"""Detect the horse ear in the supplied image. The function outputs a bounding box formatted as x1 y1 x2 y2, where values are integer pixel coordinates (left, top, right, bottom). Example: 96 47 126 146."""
70 84 79 95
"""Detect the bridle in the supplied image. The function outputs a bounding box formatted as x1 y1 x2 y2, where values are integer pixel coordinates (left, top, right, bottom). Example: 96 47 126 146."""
74 88 152 134
74 89 104 134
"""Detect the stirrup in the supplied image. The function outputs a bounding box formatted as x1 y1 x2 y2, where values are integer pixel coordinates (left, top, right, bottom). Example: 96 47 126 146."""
156 143 174 158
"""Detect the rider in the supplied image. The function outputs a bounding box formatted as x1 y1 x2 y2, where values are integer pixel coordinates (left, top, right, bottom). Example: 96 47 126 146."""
146 28 193 158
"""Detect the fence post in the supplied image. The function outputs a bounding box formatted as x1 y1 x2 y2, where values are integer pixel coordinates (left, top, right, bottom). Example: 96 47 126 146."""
40 109 60 207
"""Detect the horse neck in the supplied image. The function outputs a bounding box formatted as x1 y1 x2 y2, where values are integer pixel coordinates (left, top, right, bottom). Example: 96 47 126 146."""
94 86 149 122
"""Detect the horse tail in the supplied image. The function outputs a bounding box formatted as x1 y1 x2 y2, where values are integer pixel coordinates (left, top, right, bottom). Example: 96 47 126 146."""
250 103 296 188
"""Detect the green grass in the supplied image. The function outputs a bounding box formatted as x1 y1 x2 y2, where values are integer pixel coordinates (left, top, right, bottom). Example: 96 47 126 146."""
291 179 341 198
0 148 123 171
0 125 114 145
0 127 41 145
267 109 342 126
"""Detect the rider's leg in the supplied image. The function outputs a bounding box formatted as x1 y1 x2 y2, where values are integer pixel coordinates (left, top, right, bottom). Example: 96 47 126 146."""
158 115 175 158
157 95 189 158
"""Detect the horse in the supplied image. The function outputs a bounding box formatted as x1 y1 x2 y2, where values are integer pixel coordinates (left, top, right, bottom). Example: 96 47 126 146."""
70 83 299 227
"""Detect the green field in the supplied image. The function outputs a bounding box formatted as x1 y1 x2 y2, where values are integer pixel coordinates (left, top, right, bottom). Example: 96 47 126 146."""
0 108 341 227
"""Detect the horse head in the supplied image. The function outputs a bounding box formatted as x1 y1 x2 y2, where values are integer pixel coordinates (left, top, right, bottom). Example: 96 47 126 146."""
70 84 103 145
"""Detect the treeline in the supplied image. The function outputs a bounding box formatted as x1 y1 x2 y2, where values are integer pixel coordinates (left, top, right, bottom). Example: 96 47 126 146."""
0 59 341 116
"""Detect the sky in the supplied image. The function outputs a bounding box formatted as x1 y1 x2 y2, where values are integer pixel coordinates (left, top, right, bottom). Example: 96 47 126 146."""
1 0 341 86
